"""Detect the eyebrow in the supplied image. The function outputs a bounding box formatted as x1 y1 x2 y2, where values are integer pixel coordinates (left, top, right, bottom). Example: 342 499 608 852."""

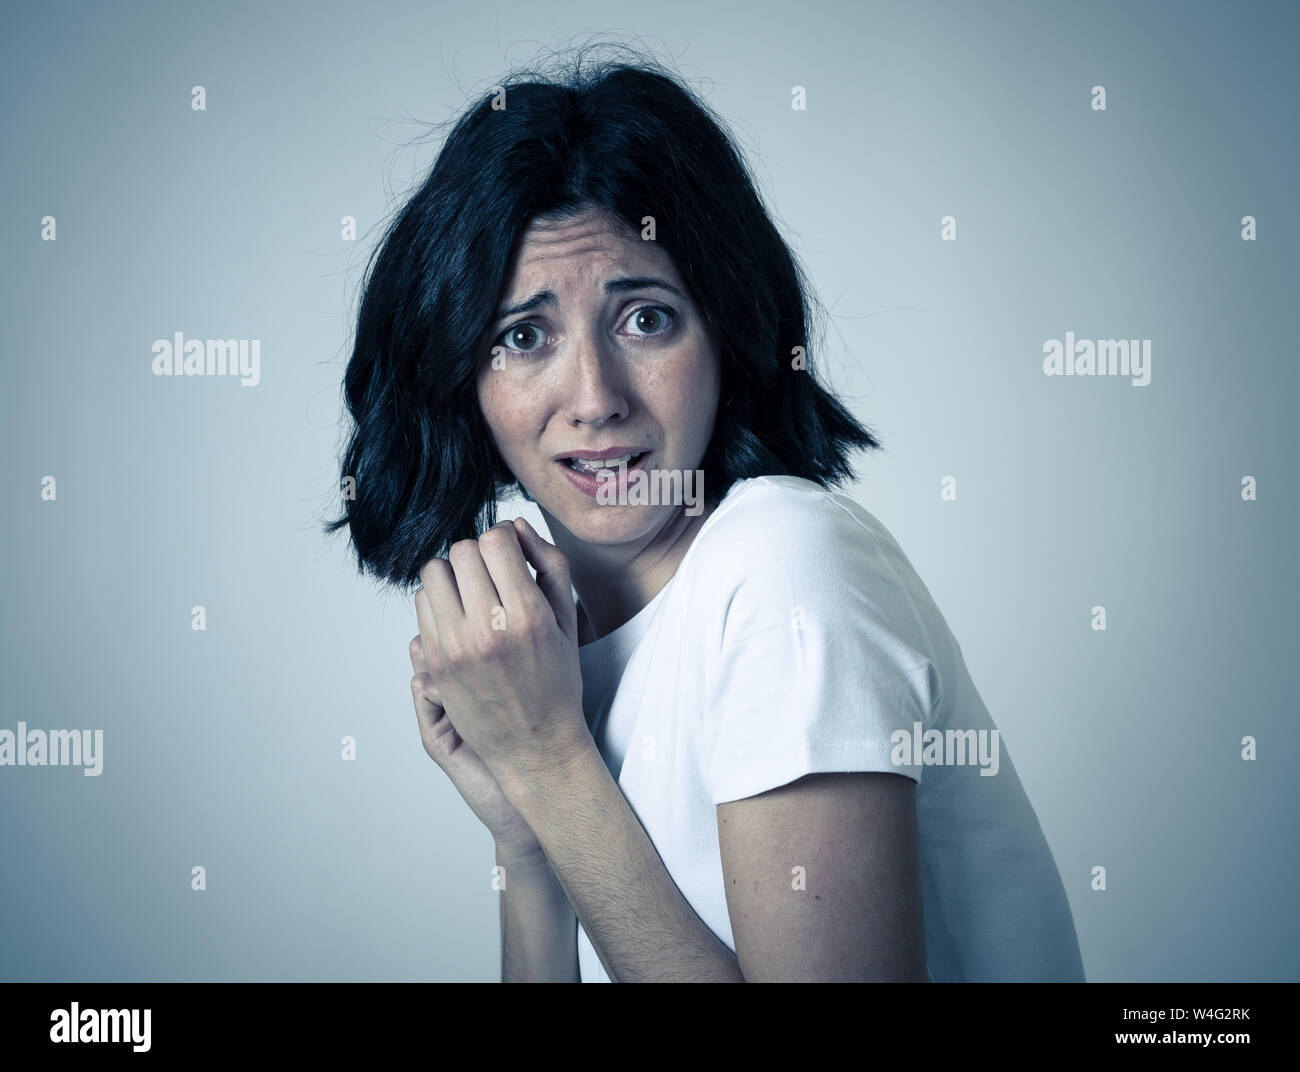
492 276 685 324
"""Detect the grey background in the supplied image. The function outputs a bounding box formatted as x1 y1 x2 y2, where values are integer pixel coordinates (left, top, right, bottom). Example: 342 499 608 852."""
2 0 1296 981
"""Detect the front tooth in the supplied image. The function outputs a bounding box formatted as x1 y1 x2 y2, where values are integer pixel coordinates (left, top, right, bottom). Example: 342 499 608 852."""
579 454 632 470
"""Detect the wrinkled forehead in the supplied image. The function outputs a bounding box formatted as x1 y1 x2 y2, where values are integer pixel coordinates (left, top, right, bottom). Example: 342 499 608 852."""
506 207 676 287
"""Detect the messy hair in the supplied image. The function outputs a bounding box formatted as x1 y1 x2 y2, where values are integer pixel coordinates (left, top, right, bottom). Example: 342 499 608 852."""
326 45 881 589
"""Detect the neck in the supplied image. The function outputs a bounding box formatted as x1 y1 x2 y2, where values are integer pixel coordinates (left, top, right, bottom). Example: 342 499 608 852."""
544 502 717 643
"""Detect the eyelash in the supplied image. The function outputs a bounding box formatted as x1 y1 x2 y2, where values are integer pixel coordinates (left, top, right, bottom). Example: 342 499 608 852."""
493 304 676 355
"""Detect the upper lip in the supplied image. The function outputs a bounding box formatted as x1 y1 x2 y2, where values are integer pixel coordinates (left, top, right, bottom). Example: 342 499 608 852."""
553 447 649 461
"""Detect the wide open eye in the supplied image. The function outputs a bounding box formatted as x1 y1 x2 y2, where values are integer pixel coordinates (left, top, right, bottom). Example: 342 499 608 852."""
623 305 675 337
497 322 548 353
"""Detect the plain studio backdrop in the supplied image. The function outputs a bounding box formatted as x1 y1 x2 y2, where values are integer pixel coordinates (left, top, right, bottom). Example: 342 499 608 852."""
1 0 1296 981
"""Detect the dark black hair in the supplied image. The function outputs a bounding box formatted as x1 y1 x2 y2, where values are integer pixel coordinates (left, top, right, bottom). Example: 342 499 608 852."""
325 43 882 589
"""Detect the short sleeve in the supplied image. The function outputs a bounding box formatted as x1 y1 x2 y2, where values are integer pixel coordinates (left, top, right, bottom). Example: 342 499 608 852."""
700 491 938 806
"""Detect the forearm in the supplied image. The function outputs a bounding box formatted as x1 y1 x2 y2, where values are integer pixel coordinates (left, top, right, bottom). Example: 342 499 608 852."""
496 845 580 982
502 739 746 983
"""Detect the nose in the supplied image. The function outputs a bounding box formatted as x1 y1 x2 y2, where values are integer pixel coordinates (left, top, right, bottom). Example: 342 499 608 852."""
562 333 629 427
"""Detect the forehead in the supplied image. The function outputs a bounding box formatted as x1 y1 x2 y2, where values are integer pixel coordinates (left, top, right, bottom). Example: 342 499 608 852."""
506 208 676 287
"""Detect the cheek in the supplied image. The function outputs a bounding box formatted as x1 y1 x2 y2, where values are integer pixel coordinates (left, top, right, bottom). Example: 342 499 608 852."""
669 348 721 436
476 373 532 453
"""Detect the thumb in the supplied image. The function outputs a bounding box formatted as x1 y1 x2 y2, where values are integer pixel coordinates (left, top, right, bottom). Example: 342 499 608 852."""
512 517 578 644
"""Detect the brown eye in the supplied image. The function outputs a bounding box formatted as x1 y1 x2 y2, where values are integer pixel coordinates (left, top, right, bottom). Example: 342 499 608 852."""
500 323 545 352
626 306 674 336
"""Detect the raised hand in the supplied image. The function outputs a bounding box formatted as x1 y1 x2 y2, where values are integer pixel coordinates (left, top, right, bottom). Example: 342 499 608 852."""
410 631 544 861
414 517 592 804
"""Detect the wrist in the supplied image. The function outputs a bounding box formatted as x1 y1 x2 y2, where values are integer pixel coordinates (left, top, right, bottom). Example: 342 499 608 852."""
494 841 551 872
497 714 599 805
494 844 570 903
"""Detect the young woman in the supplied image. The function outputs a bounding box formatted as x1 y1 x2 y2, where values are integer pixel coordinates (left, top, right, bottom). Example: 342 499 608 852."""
327 51 1085 983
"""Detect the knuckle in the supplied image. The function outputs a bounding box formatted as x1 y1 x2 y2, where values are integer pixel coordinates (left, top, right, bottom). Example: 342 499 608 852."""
419 641 447 675
478 524 511 548
438 636 464 668
419 734 442 763
409 634 424 662
448 539 478 561
416 559 444 589
474 623 507 657
514 606 545 633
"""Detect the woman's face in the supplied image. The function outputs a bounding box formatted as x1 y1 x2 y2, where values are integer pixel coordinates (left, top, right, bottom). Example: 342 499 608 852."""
475 205 721 551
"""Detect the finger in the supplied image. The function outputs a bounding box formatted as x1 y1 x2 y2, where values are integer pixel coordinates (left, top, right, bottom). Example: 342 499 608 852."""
476 521 552 621
411 670 457 760
512 517 578 645
444 538 505 634
410 670 443 722
415 584 446 672
418 557 465 621
417 555 463 650
409 636 443 706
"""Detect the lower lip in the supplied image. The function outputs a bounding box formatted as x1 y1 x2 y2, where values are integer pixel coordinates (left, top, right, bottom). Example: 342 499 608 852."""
558 452 651 498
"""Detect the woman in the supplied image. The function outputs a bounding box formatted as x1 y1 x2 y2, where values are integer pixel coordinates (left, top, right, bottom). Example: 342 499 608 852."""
327 49 1085 982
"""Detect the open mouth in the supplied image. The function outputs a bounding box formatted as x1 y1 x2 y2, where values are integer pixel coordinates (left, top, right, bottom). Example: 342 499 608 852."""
561 451 649 475
557 450 653 498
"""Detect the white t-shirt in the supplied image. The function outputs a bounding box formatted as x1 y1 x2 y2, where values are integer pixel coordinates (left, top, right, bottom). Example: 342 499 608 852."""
574 475 1085 982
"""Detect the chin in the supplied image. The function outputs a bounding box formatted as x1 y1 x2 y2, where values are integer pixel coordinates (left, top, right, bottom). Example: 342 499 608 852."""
548 501 674 547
